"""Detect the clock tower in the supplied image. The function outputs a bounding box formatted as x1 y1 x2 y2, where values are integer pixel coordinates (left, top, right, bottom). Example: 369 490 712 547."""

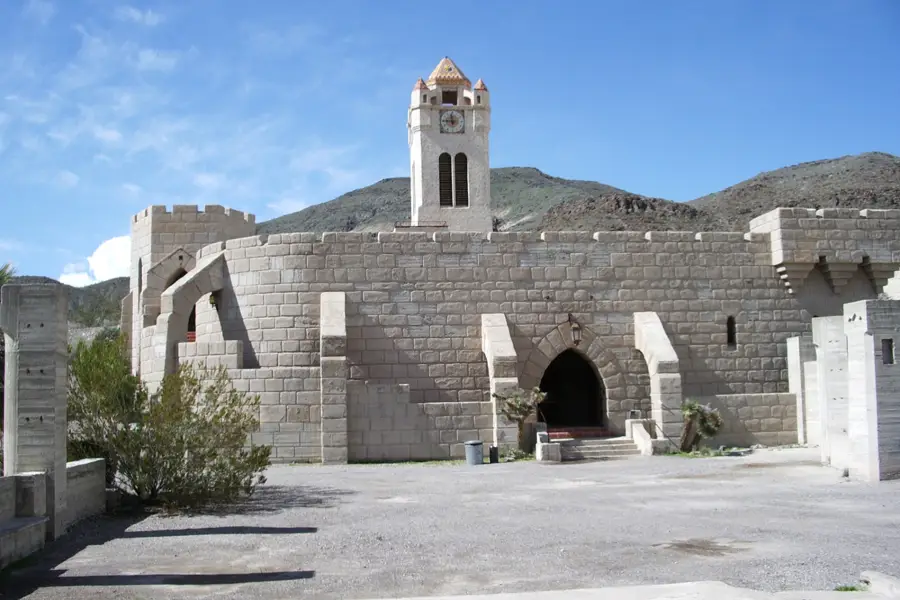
408 57 492 232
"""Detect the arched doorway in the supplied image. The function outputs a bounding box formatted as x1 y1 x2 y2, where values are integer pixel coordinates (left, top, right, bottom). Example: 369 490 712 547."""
538 349 605 428
165 268 197 342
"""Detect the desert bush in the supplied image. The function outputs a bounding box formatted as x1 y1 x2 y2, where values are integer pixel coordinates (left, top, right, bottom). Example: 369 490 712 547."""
67 334 271 509
679 400 724 452
492 386 547 450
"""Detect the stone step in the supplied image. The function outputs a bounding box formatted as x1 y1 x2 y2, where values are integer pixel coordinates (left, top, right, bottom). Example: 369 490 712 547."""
560 436 635 447
561 447 640 458
559 436 641 461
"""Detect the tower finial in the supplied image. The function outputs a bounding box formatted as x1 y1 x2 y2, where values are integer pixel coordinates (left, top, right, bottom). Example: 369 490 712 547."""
427 57 471 88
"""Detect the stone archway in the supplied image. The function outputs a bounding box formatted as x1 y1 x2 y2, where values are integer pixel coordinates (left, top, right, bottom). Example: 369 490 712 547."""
519 322 628 430
538 348 605 427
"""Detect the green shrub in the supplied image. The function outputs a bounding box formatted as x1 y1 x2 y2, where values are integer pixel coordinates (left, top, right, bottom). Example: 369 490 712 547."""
679 400 724 452
492 386 547 450
67 334 271 509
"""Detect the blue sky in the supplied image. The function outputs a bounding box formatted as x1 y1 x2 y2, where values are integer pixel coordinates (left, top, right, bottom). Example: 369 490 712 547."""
1 0 898 285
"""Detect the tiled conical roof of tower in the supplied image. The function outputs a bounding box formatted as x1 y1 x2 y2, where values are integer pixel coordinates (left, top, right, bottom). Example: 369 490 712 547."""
427 57 472 88
413 77 428 91
474 78 488 91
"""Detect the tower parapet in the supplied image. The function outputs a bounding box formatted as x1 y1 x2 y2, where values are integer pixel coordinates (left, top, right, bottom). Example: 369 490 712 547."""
127 204 257 374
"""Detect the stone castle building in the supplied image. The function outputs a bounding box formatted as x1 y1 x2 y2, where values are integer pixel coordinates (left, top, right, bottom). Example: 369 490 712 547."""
120 57 900 466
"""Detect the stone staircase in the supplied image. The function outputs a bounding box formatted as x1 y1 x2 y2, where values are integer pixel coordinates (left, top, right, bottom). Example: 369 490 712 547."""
558 436 641 461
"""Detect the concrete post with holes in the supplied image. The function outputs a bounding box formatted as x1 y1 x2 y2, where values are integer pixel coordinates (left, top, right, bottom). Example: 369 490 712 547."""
844 299 900 482
1 283 69 539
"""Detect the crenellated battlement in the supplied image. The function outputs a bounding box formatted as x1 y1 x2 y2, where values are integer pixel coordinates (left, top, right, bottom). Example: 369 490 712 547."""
199 229 769 251
750 207 900 231
131 204 256 225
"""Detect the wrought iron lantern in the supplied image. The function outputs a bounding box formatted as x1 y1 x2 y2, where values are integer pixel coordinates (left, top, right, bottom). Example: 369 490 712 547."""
568 313 582 346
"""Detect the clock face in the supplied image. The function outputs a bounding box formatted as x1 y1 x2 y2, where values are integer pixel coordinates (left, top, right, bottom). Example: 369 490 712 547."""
440 110 465 134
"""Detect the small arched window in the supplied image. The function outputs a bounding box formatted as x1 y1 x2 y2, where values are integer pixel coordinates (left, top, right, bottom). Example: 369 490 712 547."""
454 153 469 207
438 153 452 206
726 316 737 349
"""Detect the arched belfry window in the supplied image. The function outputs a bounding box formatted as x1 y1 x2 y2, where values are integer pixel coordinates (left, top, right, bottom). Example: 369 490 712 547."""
438 152 452 206
454 153 469 207
726 316 737 349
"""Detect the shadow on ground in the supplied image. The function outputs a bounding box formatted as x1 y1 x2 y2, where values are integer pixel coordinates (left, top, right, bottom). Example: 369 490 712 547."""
179 483 356 516
0 484 353 598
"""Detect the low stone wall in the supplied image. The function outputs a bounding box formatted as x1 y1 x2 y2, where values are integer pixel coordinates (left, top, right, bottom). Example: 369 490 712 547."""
0 476 15 522
0 474 47 570
347 382 495 462
701 393 798 447
64 459 107 530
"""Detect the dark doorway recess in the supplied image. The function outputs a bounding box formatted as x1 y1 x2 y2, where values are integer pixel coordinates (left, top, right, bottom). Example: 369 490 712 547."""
538 349 605 428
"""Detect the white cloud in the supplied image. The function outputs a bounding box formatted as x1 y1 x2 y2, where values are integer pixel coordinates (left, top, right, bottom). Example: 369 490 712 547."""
23 0 55 24
193 172 224 190
56 170 80 187
59 236 131 287
135 49 179 72
114 6 163 26
122 183 142 195
93 127 122 142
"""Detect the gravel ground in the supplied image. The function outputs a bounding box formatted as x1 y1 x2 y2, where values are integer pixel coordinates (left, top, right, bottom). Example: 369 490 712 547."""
3 447 900 600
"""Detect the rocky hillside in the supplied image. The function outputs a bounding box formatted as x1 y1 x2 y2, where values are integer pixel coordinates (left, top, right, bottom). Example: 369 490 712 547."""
11 151 899 325
258 152 900 234
10 275 128 329
689 151 900 227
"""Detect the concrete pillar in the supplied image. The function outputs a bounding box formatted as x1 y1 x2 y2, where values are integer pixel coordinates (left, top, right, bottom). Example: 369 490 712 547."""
786 334 816 444
1 283 68 539
844 300 900 482
812 316 848 469
319 292 348 464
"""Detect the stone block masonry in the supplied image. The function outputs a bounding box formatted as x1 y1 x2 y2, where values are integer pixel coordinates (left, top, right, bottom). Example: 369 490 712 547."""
844 299 900 482
787 299 900 482
320 292 348 464
1 284 68 540
1 283 109 571
123 207 900 463
702 393 797 447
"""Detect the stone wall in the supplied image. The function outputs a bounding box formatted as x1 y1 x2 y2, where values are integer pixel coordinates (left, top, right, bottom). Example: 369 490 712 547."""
347 382 495 461
703 393 798 447
132 207 900 463
63 459 106 531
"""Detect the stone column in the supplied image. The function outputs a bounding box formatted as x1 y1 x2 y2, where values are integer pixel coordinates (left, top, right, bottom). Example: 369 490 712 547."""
1 283 68 539
844 300 900 482
319 292 348 464
812 316 848 468
480 314 519 448
634 312 683 442
786 334 816 445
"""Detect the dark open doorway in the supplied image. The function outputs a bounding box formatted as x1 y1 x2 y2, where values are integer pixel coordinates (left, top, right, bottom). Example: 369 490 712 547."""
538 349 605 428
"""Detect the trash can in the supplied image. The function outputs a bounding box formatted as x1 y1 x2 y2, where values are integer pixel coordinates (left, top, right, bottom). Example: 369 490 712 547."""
464 440 484 466
489 445 499 464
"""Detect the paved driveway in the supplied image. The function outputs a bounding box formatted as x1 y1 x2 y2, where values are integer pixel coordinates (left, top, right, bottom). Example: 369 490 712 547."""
3 448 900 599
